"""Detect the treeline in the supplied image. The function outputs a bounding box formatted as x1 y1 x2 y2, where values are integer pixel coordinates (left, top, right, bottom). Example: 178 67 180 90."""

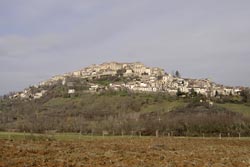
1 89 250 136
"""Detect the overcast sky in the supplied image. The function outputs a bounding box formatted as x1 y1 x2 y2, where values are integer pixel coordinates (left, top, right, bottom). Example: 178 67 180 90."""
0 0 250 95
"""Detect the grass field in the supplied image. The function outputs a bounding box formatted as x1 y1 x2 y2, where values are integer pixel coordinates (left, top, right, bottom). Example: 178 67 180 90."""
0 132 151 141
216 103 250 115
141 100 186 113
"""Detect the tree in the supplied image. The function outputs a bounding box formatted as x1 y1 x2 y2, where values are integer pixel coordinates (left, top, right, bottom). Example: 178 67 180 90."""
190 88 197 97
175 70 181 78
241 89 250 103
176 88 183 97
116 68 126 77
215 90 219 97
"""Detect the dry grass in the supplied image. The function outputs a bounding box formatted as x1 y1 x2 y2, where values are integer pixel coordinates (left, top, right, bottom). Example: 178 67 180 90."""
1 137 250 167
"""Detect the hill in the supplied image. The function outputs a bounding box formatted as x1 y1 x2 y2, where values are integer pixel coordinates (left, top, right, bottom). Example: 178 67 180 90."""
0 62 250 136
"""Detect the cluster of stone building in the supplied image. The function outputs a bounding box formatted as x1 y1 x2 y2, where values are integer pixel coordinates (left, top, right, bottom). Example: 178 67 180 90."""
70 62 165 78
9 62 243 100
9 88 47 100
68 62 242 97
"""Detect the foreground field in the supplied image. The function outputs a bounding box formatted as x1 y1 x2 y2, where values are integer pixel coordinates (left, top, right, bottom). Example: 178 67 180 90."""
1 136 250 167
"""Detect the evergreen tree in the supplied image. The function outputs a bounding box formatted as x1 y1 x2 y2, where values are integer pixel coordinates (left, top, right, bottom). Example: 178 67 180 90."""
175 70 181 78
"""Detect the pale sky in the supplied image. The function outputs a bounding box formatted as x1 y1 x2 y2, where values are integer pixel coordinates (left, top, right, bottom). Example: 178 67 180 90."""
1 0 250 95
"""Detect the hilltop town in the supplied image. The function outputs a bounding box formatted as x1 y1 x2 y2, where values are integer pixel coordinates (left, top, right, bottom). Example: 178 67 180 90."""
2 62 250 138
9 62 243 100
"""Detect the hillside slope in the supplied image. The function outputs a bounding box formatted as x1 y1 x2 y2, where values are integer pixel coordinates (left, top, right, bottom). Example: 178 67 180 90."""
1 89 250 136
1 62 250 136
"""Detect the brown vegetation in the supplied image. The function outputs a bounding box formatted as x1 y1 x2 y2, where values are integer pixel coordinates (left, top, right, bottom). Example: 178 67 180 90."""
1 90 250 136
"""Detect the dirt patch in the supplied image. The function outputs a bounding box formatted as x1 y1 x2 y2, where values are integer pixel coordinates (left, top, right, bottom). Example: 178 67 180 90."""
0 137 250 167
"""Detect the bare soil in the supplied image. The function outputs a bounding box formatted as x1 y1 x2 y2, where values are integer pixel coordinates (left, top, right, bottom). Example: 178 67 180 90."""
0 137 250 167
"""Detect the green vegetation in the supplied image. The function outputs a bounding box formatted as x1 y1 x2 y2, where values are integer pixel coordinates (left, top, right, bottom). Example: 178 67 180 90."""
0 132 54 141
241 88 250 103
43 97 74 107
141 100 186 113
216 103 250 116
0 132 26 140
0 131 152 141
